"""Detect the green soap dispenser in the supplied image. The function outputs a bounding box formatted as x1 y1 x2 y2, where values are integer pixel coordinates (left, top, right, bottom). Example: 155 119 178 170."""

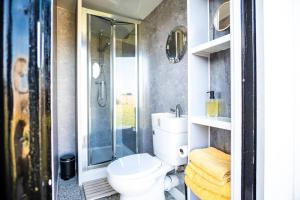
206 91 219 117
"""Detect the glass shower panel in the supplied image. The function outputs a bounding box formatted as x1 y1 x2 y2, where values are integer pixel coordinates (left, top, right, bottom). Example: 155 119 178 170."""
114 24 137 159
88 15 113 165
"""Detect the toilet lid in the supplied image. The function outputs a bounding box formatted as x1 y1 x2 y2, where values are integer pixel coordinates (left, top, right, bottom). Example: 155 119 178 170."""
107 153 162 179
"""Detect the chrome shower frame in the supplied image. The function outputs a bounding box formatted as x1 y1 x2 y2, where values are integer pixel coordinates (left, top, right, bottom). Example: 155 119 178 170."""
77 7 140 185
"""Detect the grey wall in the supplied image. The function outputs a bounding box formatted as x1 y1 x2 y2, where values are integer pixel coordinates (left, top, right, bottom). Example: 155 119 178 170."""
139 0 187 153
137 0 231 154
56 6 76 157
210 50 231 118
209 0 231 119
209 0 231 154
209 50 231 154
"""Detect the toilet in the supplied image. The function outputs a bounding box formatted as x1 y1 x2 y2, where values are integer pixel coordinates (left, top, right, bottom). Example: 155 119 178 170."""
107 113 187 200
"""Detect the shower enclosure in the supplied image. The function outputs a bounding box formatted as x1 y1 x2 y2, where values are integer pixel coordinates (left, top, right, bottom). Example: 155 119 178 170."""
77 8 139 184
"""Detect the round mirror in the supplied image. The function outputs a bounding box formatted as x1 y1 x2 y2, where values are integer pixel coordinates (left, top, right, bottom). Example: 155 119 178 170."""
92 62 100 79
213 1 230 31
166 26 187 64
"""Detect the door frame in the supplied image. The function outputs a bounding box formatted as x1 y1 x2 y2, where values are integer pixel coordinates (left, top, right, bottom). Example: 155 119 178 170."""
241 0 257 199
255 0 300 199
1 0 52 198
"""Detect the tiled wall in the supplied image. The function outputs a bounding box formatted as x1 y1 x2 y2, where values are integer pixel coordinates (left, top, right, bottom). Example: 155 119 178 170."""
138 0 231 154
210 50 231 118
209 50 231 154
139 0 188 153
56 6 76 157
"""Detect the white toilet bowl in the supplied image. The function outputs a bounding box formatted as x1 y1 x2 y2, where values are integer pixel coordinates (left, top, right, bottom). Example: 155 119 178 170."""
107 113 187 200
107 153 173 200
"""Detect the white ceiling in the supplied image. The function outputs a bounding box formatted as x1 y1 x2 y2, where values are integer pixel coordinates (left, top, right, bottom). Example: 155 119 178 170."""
56 0 163 20
83 0 163 20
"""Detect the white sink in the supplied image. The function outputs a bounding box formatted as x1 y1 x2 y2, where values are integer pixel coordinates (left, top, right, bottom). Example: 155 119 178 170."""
151 112 187 133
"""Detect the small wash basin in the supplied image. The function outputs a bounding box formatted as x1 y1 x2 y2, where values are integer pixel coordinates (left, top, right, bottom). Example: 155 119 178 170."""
160 115 187 133
152 113 187 133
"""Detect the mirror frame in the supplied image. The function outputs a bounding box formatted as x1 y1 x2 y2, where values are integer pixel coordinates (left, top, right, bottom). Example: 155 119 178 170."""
166 26 187 64
213 1 230 32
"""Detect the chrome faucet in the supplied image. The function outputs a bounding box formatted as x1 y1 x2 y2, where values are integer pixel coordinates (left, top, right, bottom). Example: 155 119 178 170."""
170 104 183 118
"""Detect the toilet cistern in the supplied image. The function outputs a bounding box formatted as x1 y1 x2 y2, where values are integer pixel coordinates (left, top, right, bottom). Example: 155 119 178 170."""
170 104 183 118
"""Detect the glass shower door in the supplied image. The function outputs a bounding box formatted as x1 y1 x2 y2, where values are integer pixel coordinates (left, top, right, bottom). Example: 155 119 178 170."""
88 15 113 165
78 8 140 184
114 24 138 159
86 14 138 166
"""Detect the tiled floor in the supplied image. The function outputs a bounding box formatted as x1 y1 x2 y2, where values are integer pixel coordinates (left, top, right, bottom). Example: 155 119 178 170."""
57 177 84 200
57 176 119 200
57 174 185 200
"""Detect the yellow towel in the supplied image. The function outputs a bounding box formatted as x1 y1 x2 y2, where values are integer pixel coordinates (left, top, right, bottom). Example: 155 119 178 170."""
189 147 230 182
185 176 229 200
188 162 230 186
185 164 231 198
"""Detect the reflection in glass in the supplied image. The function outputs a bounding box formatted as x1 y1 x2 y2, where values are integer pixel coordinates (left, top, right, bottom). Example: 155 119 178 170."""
115 24 137 159
12 57 30 198
92 62 100 79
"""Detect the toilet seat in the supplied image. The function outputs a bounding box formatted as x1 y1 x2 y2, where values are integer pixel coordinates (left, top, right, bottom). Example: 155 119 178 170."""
107 153 162 180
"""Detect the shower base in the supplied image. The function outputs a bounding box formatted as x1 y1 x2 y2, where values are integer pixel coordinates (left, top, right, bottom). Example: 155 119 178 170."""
89 145 134 165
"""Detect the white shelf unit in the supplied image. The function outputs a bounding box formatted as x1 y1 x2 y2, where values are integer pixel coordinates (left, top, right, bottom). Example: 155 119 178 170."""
191 34 231 57
187 0 241 199
190 116 231 130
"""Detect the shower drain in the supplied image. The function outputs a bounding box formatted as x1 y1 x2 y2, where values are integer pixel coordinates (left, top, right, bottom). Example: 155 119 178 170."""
83 178 118 200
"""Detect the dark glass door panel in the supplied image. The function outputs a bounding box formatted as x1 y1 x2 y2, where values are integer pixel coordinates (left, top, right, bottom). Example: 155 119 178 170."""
1 0 52 199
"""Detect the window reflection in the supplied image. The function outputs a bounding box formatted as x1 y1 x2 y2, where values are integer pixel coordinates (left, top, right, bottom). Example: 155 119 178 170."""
12 57 30 198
